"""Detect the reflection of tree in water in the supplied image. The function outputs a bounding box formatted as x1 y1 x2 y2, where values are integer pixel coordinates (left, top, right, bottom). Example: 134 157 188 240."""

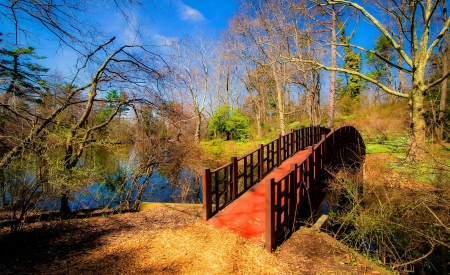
113 104 203 211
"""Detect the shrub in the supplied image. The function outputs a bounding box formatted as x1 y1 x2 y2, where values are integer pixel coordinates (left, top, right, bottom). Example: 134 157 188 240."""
208 105 250 141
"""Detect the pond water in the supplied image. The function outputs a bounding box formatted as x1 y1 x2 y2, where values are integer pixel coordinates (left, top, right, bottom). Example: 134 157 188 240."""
4 145 203 211
37 170 198 211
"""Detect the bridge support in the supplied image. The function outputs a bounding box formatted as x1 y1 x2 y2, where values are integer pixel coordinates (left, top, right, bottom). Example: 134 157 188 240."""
202 169 211 222
265 178 275 252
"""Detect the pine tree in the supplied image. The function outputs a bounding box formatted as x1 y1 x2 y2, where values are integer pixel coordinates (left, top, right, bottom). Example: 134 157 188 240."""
337 26 363 101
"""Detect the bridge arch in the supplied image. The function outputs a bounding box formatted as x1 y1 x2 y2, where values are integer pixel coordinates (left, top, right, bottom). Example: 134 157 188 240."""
201 126 366 252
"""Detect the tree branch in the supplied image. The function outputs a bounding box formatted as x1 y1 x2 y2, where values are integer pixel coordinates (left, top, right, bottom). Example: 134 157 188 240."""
290 58 409 98
425 69 450 90
326 42 412 73
423 203 450 232
324 0 413 67
391 245 434 269
426 17 450 61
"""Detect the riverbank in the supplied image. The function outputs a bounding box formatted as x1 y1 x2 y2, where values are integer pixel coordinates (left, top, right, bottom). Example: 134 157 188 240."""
0 204 386 275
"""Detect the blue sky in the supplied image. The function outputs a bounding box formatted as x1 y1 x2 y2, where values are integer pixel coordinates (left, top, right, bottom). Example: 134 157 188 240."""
95 0 239 46
151 0 239 40
1 0 384 79
0 0 239 75
33 0 239 73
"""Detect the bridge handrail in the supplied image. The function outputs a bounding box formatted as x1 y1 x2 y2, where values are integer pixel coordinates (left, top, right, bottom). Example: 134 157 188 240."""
202 126 330 221
265 125 365 252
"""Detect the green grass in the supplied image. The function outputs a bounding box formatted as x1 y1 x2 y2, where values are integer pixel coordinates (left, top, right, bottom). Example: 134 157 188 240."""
201 139 261 162
366 144 393 154
366 137 408 154
388 160 450 186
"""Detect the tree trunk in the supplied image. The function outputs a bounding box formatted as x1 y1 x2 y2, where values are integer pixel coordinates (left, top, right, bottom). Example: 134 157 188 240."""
271 62 286 135
60 192 71 214
437 41 448 142
256 105 262 138
194 113 201 143
225 67 230 106
327 7 337 129
311 71 321 126
397 24 408 95
0 171 6 207
409 85 427 160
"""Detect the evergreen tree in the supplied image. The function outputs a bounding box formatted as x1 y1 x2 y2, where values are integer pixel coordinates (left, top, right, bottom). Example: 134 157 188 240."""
0 43 49 103
337 26 363 101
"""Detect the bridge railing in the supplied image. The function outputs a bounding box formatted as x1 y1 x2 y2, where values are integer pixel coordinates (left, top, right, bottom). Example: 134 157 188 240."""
265 125 365 252
202 126 330 221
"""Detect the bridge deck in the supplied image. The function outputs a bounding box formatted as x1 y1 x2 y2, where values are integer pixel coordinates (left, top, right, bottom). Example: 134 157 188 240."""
207 148 311 245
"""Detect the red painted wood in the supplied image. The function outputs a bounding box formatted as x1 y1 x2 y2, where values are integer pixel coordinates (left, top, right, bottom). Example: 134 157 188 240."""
206 149 311 246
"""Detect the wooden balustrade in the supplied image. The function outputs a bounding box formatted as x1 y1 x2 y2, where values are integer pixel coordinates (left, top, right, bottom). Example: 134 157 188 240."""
202 126 330 221
265 126 366 252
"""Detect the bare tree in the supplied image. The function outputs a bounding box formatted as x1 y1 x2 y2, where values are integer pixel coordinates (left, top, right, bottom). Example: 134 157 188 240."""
170 37 212 143
293 0 450 159
227 1 289 134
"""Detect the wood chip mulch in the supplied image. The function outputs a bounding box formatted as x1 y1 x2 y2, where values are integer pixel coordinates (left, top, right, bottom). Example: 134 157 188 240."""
0 205 388 275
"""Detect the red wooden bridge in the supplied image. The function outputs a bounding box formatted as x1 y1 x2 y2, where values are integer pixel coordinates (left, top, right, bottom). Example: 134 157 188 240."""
201 126 365 252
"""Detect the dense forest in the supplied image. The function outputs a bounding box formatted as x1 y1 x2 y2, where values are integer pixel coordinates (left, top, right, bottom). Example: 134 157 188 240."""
1 0 449 273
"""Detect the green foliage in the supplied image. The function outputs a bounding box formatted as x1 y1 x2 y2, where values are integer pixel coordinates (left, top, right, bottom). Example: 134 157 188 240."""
388 158 450 186
288 121 301 130
96 106 113 125
208 105 250 141
366 35 395 74
95 90 130 130
337 94 358 116
211 146 222 157
208 105 229 138
0 40 49 102
225 110 250 141
337 26 364 101
366 137 408 154
101 167 127 192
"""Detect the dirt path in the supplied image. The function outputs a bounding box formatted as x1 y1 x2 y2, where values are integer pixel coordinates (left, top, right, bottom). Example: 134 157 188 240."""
0 205 386 275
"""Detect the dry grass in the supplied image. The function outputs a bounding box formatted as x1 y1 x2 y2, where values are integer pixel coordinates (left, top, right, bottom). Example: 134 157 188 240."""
277 227 389 275
336 102 409 144
365 152 450 191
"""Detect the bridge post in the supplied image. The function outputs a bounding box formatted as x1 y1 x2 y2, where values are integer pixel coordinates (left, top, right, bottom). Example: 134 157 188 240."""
277 134 281 166
202 169 212 222
321 133 327 166
306 145 314 221
265 178 275 252
259 144 264 181
301 126 305 149
290 164 297 220
231 157 238 200
331 128 336 163
290 129 295 156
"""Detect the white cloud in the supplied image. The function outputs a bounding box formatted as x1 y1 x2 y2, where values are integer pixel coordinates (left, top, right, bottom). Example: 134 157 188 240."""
153 34 176 46
178 2 205 22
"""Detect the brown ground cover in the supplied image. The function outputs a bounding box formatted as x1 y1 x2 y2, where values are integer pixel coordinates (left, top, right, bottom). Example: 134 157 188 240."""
0 205 387 275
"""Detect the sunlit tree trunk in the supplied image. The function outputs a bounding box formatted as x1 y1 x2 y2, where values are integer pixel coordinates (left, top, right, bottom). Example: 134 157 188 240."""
437 36 449 142
408 60 427 159
194 111 202 143
271 62 286 135
327 7 337 129
256 106 262 138
397 25 408 95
